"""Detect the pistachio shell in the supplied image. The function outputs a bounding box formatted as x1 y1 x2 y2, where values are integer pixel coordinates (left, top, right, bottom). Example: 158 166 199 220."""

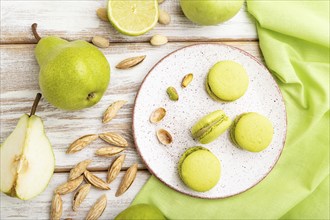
156 129 173 145
150 107 166 124
181 73 193 88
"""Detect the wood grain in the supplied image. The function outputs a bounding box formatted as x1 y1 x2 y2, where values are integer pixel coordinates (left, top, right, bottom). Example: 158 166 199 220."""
0 0 257 44
0 42 263 171
0 171 150 219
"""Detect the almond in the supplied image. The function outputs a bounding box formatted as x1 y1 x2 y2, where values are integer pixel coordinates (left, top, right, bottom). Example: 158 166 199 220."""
72 184 91 211
86 195 107 220
116 163 138 197
95 146 125 157
66 134 98 154
69 159 92 180
50 194 62 220
102 100 127 123
107 154 126 183
55 175 84 195
99 132 128 147
116 55 146 69
84 171 110 190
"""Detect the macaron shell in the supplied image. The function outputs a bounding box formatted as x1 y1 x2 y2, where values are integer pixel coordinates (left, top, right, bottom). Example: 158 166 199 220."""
191 110 232 144
178 146 206 173
234 113 274 152
180 149 221 192
191 110 226 138
207 60 249 101
205 79 222 102
199 117 232 144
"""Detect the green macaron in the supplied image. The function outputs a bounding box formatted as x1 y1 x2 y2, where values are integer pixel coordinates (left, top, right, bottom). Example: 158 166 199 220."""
230 112 274 152
206 60 249 101
191 110 232 144
178 146 221 192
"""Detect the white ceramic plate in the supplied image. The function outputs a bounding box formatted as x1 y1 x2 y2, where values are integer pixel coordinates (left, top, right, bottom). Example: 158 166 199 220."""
133 44 287 199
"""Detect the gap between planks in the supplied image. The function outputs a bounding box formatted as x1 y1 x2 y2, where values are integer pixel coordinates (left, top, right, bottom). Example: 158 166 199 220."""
0 39 259 45
55 166 148 173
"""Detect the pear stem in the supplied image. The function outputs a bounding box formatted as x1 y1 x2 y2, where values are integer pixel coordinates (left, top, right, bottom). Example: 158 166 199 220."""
31 23 41 42
30 93 42 117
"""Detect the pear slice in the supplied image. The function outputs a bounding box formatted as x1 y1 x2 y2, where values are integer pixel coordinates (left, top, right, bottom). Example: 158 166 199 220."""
0 93 55 200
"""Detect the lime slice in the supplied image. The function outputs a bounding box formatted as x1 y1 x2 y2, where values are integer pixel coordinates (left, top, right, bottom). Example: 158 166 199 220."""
108 0 158 36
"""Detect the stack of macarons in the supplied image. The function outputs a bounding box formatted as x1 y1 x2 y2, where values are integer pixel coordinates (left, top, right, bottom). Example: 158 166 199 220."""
178 60 274 192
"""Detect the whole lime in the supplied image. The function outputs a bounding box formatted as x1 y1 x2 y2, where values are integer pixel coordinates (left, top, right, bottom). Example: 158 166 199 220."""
115 204 166 220
180 0 244 25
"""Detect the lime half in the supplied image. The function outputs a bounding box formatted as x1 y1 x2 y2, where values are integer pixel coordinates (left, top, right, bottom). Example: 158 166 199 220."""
108 0 158 36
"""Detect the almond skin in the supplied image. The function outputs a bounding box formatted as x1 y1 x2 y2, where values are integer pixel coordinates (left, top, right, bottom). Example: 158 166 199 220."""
66 134 98 154
102 100 127 123
84 171 110 190
50 194 62 220
55 175 84 195
116 56 146 69
86 195 107 220
116 163 138 197
69 159 92 180
99 132 128 147
107 154 126 183
72 184 91 211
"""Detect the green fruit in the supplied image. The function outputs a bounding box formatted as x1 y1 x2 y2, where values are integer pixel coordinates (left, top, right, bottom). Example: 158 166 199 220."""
35 34 110 110
180 0 244 25
115 204 166 220
0 94 55 200
108 0 158 36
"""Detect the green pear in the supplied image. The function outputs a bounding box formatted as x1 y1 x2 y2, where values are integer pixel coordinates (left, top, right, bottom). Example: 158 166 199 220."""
115 204 166 220
0 93 55 200
180 0 244 25
33 24 110 110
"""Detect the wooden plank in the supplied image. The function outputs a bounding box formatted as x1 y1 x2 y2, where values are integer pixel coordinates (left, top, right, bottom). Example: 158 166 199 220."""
0 42 263 171
0 171 151 219
0 0 257 44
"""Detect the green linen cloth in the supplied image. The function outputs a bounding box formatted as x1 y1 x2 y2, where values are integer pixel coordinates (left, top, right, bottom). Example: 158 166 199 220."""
132 1 330 219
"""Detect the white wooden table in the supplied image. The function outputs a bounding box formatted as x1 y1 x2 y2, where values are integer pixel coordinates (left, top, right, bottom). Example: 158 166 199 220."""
0 1 261 219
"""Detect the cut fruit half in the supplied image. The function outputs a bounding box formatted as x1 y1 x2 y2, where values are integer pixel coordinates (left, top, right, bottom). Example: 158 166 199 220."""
108 0 158 36
0 115 55 200
1 94 55 200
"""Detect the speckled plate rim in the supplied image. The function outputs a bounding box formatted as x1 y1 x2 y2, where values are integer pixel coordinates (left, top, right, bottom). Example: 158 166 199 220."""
132 43 287 199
